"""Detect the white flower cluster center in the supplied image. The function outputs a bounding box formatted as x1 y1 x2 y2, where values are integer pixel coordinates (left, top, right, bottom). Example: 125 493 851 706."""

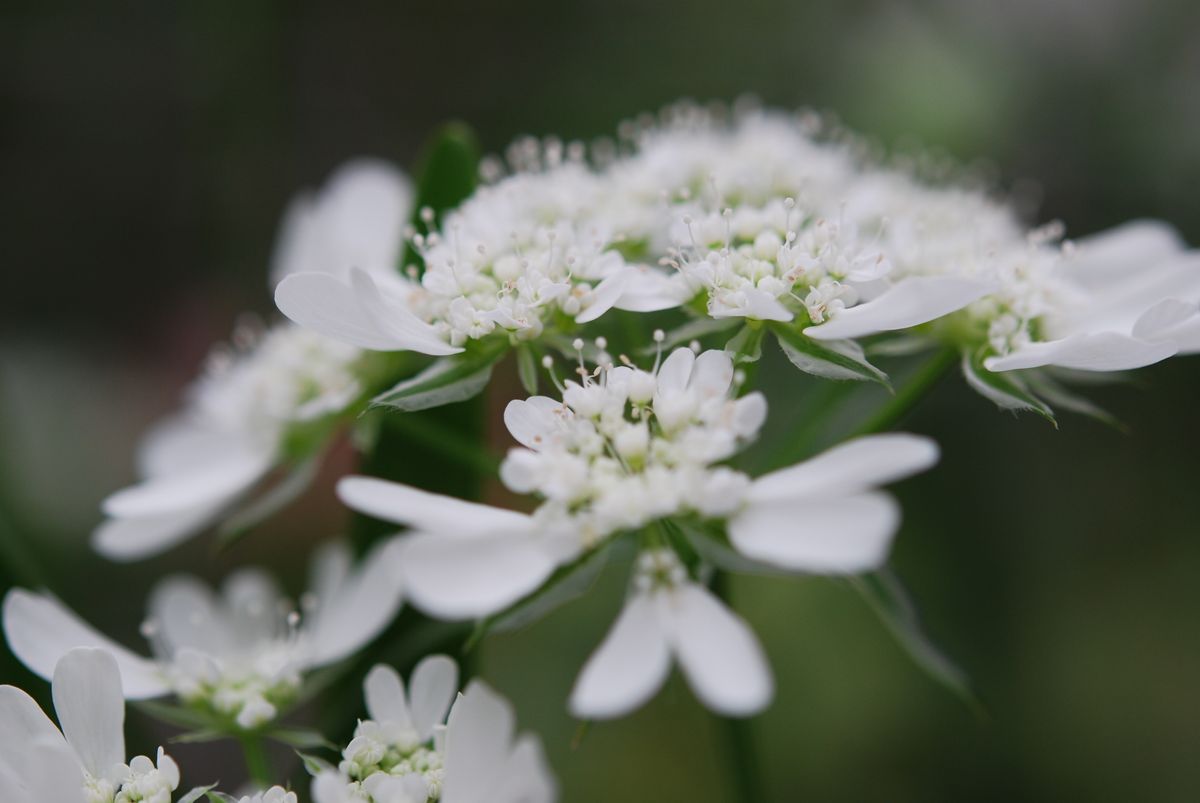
501 343 767 547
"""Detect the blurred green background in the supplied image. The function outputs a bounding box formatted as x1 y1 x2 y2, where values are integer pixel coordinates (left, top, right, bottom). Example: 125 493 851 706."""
2 1 1198 800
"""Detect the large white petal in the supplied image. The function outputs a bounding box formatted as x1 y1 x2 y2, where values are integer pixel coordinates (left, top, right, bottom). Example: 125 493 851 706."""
569 594 670 720
304 538 405 668
147 576 235 658
983 331 1177 372
442 680 515 803
729 492 899 573
1131 298 1200 342
91 502 228 562
399 533 556 620
276 272 407 350
2 590 167 699
337 476 533 536
657 584 772 716
747 433 939 503
0 684 70 799
363 664 412 729
52 648 125 777
1062 220 1185 290
491 734 557 803
24 737 85 803
613 268 692 313
104 444 271 518
409 655 459 741
805 276 993 340
348 267 463 356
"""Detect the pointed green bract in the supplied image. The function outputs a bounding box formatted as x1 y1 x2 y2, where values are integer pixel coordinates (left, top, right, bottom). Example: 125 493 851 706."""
371 339 508 412
516 344 541 395
850 570 984 717
961 349 1056 425
771 322 890 386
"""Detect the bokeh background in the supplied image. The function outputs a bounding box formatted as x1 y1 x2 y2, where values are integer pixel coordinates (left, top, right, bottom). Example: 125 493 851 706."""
2 1 1199 800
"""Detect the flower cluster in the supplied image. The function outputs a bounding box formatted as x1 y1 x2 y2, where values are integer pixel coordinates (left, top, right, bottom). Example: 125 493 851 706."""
3 541 404 730
0 648 187 803
94 160 412 562
312 657 554 803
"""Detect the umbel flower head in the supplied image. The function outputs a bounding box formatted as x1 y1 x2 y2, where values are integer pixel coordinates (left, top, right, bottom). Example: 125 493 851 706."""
311 656 556 803
3 541 403 730
95 160 412 562
0 647 185 803
339 343 937 715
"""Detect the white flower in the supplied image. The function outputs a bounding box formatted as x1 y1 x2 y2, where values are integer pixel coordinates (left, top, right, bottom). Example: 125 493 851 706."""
0 647 181 803
313 660 555 803
983 220 1200 372
94 323 363 562
570 549 772 719
338 346 767 619
236 786 299 803
95 160 413 562
3 540 404 730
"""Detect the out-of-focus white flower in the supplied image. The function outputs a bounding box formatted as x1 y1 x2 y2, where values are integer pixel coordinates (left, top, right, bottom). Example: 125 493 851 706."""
3 541 404 731
982 221 1200 372
270 160 413 288
313 660 555 803
570 549 771 719
96 160 413 562
0 647 181 803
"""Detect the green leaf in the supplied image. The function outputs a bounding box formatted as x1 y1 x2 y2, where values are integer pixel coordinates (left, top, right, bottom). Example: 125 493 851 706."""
724 323 766 365
133 700 221 732
170 729 227 745
516 344 540 395
464 542 621 651
673 519 790 577
177 786 219 803
297 750 336 777
371 340 508 412
850 569 984 717
402 122 481 273
770 323 890 386
268 727 337 751
216 457 319 548
1025 371 1125 431
961 349 1055 425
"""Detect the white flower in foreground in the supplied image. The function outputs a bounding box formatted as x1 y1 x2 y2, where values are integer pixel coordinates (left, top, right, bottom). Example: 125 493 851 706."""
339 345 767 619
338 343 936 715
3 540 403 730
982 220 1200 372
0 647 182 803
96 160 412 562
571 549 771 718
313 659 555 803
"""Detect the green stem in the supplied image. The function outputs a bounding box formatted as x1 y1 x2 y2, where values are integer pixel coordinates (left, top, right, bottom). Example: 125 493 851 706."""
238 732 272 789
710 572 767 802
850 347 958 437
